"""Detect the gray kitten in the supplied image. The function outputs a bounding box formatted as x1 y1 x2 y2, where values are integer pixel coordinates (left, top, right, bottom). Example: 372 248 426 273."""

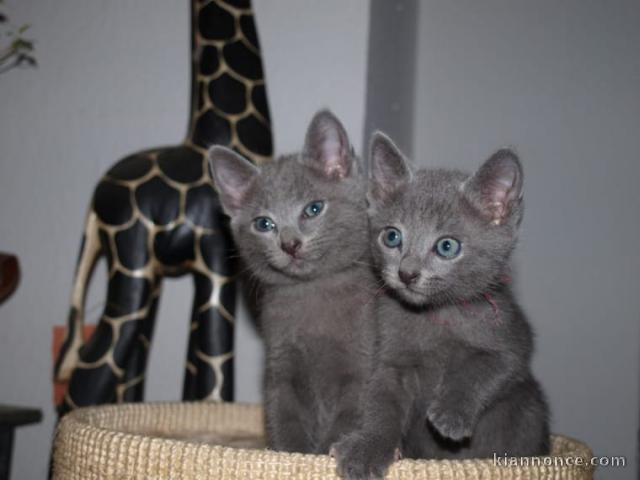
208 110 377 454
333 133 549 479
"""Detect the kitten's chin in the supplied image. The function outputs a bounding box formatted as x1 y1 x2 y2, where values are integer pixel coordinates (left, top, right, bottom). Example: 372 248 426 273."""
384 278 431 307
266 258 317 282
397 289 431 307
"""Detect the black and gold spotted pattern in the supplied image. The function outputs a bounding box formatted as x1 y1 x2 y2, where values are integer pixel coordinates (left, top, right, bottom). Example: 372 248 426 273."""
54 0 272 414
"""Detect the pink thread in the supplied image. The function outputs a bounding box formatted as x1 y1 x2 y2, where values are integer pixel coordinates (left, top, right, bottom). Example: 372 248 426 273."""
425 294 503 326
483 293 502 325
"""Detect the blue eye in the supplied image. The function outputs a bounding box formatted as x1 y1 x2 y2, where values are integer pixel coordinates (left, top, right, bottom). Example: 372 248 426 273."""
434 237 461 259
382 227 402 248
254 216 275 232
303 200 325 218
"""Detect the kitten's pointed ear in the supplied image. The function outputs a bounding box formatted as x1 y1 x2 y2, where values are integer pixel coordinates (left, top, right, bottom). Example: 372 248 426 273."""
302 109 353 180
464 148 523 225
208 146 259 215
368 132 412 204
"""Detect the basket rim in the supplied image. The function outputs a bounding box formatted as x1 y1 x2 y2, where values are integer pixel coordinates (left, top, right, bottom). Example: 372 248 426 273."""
56 400 594 468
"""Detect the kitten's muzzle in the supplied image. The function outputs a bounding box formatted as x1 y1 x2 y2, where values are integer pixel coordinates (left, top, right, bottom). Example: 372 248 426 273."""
398 269 420 286
280 239 302 257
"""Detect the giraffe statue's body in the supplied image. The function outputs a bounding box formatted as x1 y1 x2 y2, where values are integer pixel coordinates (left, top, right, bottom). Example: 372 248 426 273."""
53 0 272 414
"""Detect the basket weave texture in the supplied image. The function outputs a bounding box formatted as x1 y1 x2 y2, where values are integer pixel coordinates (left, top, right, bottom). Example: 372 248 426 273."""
53 401 594 480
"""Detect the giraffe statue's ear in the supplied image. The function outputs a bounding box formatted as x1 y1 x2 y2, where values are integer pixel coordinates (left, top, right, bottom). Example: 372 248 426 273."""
208 146 259 216
302 109 354 180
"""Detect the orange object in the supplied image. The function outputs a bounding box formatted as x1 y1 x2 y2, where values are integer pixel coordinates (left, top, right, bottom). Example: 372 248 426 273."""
52 325 96 407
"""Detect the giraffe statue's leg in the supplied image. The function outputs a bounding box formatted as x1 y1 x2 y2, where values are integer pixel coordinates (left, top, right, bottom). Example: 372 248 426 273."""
117 279 162 403
183 269 235 401
62 271 159 413
54 211 101 385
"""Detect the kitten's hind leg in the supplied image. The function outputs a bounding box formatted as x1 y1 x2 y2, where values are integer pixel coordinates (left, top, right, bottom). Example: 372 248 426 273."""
332 365 414 479
316 384 362 454
469 376 550 457
264 365 315 453
401 407 442 459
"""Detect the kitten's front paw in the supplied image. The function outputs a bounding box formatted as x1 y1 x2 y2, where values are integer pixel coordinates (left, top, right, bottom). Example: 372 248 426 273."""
427 400 473 442
331 433 394 480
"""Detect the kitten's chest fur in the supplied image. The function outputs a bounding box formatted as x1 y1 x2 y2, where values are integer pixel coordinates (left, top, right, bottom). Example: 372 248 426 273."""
378 290 526 380
263 266 376 377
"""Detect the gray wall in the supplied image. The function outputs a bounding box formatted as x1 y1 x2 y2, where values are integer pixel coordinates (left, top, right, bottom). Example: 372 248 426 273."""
0 1 369 478
1 0 638 478
363 0 418 159
412 1 640 478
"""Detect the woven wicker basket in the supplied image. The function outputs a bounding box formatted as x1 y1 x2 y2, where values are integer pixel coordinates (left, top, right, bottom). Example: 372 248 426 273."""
52 401 594 479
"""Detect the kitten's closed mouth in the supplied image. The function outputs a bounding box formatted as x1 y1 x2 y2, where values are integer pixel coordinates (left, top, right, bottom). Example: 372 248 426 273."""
390 282 431 306
403 288 430 302
406 287 427 296
286 256 306 268
268 257 315 280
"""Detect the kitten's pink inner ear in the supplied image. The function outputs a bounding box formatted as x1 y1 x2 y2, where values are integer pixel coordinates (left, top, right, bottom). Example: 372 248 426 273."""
487 201 507 225
322 137 349 178
316 127 350 179
304 110 352 180
482 167 519 225
209 146 258 213
369 133 411 203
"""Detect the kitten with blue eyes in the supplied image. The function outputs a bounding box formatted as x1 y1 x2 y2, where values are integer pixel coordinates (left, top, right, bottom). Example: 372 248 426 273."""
208 110 377 454
333 133 549 479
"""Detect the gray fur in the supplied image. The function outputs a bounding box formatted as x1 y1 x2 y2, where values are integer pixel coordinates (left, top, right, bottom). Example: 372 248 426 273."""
333 133 549 479
209 110 377 454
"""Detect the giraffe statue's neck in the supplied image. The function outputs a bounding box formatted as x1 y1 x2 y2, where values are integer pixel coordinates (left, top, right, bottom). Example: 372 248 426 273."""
185 0 273 165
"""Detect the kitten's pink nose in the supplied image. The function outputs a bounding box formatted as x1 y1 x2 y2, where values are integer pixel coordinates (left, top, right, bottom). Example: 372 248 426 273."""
281 239 302 257
398 270 419 286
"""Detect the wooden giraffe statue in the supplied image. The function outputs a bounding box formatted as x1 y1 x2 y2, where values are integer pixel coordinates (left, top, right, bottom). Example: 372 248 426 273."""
53 0 272 415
